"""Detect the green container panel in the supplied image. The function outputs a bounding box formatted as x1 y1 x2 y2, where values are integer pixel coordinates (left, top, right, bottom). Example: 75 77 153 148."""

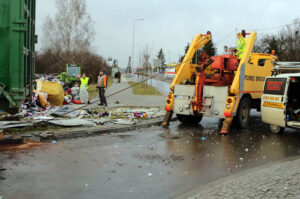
0 0 36 108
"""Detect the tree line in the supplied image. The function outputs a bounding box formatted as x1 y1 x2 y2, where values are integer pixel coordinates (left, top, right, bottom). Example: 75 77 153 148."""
176 18 300 63
255 18 300 61
36 0 110 83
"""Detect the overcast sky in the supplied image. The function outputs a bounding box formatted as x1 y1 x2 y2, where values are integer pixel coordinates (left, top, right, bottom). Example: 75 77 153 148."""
36 0 300 68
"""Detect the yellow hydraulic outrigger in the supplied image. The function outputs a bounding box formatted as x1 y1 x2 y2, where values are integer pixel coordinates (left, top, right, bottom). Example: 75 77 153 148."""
220 32 257 133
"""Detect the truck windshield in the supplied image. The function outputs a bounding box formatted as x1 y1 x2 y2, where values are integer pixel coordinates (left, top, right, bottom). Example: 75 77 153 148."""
68 66 80 77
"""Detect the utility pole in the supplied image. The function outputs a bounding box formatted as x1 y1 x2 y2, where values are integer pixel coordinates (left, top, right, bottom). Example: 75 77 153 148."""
126 56 132 74
132 19 144 73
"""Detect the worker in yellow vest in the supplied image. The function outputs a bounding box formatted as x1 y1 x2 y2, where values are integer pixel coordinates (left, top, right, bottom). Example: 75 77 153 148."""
236 30 248 59
80 73 90 104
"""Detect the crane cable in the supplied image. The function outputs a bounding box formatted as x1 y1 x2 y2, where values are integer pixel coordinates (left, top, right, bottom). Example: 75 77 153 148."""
61 56 196 116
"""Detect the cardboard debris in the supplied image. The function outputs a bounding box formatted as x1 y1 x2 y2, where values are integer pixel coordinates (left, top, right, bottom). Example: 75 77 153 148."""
87 118 112 125
48 106 81 118
0 123 34 130
36 80 64 106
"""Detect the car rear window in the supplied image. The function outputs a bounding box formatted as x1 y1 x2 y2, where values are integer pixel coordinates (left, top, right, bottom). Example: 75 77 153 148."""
263 78 287 95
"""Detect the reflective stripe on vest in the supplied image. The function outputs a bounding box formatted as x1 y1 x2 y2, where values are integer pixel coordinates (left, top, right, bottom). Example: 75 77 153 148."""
80 77 89 89
103 75 107 87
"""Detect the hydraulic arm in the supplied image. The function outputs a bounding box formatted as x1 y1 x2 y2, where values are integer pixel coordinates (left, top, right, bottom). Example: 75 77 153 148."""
220 32 257 133
162 32 211 127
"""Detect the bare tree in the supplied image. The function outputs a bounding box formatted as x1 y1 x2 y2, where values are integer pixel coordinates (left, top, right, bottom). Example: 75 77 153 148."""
42 0 94 64
137 45 151 87
256 18 300 61
37 0 110 80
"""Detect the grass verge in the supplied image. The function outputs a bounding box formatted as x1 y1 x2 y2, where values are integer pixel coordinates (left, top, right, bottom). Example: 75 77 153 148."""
128 81 162 95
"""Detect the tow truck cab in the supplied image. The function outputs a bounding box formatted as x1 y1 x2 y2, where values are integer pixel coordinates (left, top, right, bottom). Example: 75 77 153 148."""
261 67 300 133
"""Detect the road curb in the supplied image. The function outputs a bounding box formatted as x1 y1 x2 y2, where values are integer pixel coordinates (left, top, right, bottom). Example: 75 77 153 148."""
0 117 177 144
43 119 164 141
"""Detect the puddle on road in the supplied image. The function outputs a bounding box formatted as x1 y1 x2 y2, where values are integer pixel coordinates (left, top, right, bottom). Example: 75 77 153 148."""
0 140 45 152
0 115 299 199
113 134 134 139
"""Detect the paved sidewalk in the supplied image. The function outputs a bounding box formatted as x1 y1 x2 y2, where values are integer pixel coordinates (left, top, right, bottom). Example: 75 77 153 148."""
88 76 166 108
177 157 300 199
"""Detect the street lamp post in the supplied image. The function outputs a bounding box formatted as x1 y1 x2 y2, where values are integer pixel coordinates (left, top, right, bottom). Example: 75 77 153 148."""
132 18 144 74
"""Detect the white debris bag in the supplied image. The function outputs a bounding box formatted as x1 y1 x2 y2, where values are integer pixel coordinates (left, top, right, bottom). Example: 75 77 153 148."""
71 87 80 101
79 88 89 104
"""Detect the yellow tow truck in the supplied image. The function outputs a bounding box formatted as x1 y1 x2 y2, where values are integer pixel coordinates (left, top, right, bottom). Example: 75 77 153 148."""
162 30 277 133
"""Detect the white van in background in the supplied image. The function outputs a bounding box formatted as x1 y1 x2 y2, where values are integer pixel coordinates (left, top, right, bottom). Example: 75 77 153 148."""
164 67 176 78
261 64 300 133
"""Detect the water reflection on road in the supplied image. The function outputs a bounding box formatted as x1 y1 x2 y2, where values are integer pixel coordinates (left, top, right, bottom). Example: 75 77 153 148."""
0 115 299 199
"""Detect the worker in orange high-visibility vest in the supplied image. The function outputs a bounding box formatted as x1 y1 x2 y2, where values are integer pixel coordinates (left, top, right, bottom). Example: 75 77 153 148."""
97 71 107 106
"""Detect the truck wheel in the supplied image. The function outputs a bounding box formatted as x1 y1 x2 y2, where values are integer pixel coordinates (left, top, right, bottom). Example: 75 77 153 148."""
236 97 251 129
269 125 284 134
177 114 203 125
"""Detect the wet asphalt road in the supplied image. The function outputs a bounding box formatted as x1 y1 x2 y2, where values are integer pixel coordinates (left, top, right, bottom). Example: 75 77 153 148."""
0 112 300 199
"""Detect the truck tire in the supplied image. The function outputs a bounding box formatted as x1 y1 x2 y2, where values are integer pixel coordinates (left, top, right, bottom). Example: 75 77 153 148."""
269 124 284 134
177 114 203 125
236 97 251 129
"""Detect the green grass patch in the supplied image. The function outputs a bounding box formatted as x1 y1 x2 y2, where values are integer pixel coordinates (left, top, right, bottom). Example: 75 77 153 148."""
88 84 98 99
128 81 162 96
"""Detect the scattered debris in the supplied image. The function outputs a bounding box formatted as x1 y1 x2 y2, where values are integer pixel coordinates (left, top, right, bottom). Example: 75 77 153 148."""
47 119 97 127
0 121 33 130
114 119 136 125
33 116 55 121
87 118 111 125
48 106 82 118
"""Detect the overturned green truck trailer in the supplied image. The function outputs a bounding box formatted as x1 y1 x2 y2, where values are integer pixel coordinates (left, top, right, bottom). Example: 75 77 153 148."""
0 0 37 113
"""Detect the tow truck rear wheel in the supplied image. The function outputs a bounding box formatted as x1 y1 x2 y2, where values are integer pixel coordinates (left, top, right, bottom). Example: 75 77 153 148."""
269 125 284 134
176 114 203 125
236 97 251 129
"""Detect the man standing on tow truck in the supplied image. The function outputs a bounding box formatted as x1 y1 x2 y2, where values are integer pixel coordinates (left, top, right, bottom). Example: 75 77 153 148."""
236 30 248 59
